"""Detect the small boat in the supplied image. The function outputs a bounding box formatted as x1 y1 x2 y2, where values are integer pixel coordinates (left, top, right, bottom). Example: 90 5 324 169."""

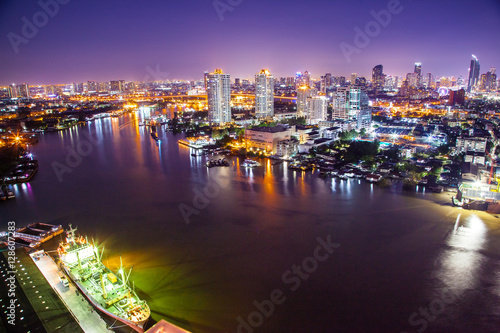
242 159 259 168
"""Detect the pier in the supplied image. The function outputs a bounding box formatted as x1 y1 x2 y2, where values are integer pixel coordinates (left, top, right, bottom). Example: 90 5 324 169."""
29 250 110 333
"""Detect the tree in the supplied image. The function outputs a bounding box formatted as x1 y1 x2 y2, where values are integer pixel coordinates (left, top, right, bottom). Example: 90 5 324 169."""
437 144 450 155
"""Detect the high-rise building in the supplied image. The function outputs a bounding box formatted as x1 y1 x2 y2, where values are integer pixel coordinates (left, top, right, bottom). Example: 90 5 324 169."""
206 69 231 124
295 71 311 88
480 68 497 91
255 69 274 119
349 86 369 119
306 95 327 125
203 71 210 90
297 86 316 117
110 80 125 93
8 84 18 98
355 77 367 87
372 65 384 91
414 62 422 87
350 73 357 85
467 55 480 93
87 80 97 93
234 78 241 87
332 86 370 129
320 73 332 93
286 77 295 87
73 83 84 94
332 87 350 120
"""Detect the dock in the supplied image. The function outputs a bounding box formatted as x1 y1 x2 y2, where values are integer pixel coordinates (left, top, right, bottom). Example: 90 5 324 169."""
0 248 83 333
30 250 110 333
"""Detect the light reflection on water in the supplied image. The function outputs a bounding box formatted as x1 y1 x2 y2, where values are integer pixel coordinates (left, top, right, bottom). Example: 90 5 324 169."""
437 214 486 293
3 115 500 332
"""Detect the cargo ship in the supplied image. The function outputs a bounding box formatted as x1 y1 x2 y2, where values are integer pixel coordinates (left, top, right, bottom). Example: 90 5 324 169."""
57 225 150 332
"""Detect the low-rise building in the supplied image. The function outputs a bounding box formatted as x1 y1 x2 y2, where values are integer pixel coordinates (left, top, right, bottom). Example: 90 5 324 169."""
245 126 291 153
276 138 299 158
455 137 487 153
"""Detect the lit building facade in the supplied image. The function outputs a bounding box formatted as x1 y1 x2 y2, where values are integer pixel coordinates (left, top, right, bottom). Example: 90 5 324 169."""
207 69 231 125
255 69 274 119
467 55 480 93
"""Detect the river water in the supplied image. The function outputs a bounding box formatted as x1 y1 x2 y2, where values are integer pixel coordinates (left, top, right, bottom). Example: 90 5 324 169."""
1 112 500 333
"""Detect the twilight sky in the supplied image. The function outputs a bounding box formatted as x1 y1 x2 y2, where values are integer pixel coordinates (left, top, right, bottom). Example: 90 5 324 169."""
0 0 499 85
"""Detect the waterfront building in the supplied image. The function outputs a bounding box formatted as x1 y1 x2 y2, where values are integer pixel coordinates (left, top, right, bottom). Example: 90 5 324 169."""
276 138 299 158
255 69 274 119
245 126 292 153
467 55 481 93
206 69 231 125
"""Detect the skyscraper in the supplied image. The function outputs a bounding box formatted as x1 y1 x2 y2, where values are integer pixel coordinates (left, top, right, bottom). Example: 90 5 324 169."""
297 86 318 117
414 62 422 87
203 71 210 90
332 86 370 129
255 69 274 119
306 95 327 125
372 65 384 91
320 73 332 93
206 69 231 125
467 55 480 93
8 84 18 98
332 87 350 120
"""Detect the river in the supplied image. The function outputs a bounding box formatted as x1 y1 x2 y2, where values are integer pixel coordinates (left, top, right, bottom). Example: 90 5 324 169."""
1 112 500 333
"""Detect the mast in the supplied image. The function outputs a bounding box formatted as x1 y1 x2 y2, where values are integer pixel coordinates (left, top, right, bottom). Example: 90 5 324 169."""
100 273 108 299
119 257 126 288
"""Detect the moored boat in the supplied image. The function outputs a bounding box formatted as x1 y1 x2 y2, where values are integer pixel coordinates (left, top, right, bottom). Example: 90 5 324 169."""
57 225 150 332
242 159 259 168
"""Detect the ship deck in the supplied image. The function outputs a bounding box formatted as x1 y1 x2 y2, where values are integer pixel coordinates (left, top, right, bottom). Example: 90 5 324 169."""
30 251 110 333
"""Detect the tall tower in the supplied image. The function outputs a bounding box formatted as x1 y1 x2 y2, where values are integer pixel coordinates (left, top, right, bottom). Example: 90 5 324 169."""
413 62 422 87
255 69 274 119
8 84 18 98
332 87 350 120
372 65 384 91
467 55 480 93
207 69 231 125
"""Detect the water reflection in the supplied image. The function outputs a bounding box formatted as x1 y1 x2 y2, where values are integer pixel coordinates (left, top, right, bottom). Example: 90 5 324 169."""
435 214 486 294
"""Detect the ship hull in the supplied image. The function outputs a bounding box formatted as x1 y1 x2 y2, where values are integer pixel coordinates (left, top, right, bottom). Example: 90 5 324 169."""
62 265 148 332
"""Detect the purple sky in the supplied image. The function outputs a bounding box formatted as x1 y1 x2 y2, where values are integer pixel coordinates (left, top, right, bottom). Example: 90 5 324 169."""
1 0 499 85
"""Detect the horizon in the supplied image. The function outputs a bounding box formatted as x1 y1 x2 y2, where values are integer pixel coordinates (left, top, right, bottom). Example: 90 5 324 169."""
1 0 499 86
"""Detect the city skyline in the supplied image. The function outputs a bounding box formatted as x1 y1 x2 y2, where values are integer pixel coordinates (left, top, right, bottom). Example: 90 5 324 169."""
1 0 500 85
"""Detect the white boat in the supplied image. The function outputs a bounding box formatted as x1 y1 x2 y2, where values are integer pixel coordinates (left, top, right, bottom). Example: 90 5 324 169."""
242 159 259 168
